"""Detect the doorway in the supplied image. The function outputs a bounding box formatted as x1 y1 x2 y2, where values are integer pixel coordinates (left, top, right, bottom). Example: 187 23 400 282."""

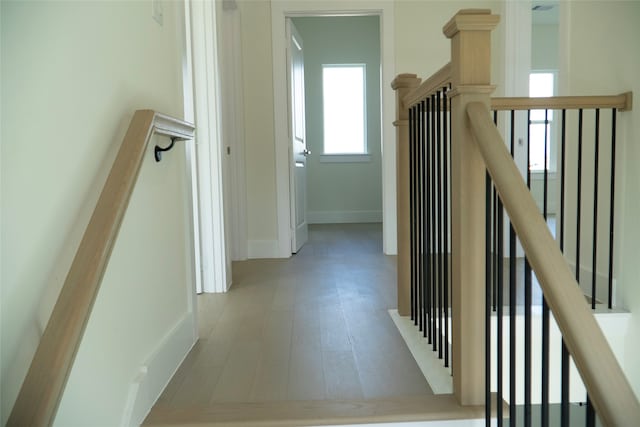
271 1 397 258
289 15 383 254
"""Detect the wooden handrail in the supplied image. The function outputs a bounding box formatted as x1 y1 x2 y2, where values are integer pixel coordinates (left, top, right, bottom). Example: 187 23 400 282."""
491 92 632 111
7 110 195 426
405 91 632 113
466 101 640 427
403 63 452 108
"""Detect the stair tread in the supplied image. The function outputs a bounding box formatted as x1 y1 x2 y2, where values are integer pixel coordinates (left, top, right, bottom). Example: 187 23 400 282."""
143 394 485 426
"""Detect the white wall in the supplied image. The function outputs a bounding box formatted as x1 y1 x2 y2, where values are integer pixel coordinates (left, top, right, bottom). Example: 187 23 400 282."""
294 16 383 224
563 0 640 400
238 0 280 257
394 0 505 96
1 1 196 424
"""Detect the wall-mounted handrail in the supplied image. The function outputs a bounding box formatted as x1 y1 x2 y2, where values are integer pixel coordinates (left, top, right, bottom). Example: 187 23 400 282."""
467 101 640 427
7 110 195 427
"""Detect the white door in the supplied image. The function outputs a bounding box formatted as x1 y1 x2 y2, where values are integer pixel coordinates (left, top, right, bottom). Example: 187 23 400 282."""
287 20 308 253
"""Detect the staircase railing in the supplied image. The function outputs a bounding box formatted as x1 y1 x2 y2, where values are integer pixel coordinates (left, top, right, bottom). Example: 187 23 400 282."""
7 110 195 426
392 9 640 427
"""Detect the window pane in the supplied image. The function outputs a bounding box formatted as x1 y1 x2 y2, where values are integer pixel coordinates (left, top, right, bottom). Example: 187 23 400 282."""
530 108 552 123
530 72 554 121
529 73 554 97
323 65 365 154
529 123 551 170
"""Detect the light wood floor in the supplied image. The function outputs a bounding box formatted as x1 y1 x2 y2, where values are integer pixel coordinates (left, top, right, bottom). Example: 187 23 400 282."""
144 224 447 424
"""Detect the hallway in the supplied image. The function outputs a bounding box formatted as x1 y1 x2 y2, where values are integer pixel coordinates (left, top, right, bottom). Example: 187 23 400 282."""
157 224 432 405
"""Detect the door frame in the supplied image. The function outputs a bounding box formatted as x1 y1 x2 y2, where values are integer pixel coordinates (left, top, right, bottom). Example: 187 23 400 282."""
217 0 248 264
271 1 396 258
186 0 229 292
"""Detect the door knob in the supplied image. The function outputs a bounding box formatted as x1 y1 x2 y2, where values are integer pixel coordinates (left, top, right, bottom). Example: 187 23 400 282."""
302 149 311 156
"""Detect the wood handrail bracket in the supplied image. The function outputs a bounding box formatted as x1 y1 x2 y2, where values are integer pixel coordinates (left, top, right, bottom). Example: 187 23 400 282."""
466 101 640 427
7 110 195 426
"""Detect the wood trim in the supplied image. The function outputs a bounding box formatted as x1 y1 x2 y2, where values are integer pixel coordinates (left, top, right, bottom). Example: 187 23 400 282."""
154 112 196 140
443 9 500 38
7 111 195 427
491 92 632 111
466 101 640 427
446 8 498 407
403 63 451 107
392 73 421 317
144 394 498 426
399 92 633 114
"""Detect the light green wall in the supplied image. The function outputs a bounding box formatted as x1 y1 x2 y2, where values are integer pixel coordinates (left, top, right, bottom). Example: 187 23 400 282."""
564 0 640 399
293 16 382 222
1 1 194 424
532 23 559 70
530 22 559 214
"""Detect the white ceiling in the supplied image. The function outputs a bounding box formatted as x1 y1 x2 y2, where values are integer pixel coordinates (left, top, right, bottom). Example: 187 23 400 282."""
532 1 560 25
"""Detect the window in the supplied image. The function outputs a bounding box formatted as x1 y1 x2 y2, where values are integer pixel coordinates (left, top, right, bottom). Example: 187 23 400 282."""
322 64 366 155
529 72 555 171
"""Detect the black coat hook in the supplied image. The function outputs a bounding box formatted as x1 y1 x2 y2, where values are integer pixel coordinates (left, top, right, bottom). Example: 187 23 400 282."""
155 137 177 162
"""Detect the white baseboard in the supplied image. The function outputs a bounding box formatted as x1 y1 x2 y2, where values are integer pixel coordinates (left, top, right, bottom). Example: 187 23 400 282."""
248 239 280 259
121 311 197 427
307 210 383 224
388 309 453 394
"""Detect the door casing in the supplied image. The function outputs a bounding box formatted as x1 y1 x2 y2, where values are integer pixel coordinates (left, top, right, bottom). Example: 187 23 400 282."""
271 1 396 258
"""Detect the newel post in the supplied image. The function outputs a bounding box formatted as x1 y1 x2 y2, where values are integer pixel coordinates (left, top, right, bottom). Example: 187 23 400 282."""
444 10 499 405
392 74 421 316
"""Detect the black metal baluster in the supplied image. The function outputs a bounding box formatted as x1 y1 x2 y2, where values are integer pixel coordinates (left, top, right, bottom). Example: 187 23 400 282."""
608 109 617 309
591 109 600 309
586 395 596 427
409 106 417 323
542 309 550 427
560 109 567 248
541 109 550 427
431 94 437 351
576 109 583 284
486 172 492 427
419 102 425 329
448 85 453 362
443 87 450 368
585 109 602 427
413 105 423 328
560 109 570 427
493 110 502 311
525 110 533 427
494 187 499 315
437 89 444 359
509 110 517 427
497 195 505 427
420 101 426 332
422 99 428 337
544 109 549 221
